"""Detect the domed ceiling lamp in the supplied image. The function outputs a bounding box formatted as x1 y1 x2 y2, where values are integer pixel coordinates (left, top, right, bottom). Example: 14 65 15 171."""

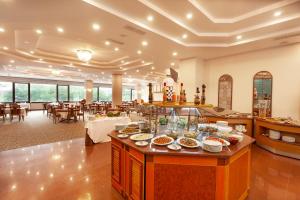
76 49 93 62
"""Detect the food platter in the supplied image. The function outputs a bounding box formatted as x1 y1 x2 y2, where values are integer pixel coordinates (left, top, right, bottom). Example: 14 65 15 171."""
135 141 149 147
117 134 129 139
177 137 201 148
119 127 141 135
151 135 174 146
130 133 154 141
203 136 230 146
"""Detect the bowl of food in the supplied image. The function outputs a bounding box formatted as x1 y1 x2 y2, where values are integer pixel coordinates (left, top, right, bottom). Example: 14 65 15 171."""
202 140 223 153
228 137 239 145
184 131 199 139
177 137 200 148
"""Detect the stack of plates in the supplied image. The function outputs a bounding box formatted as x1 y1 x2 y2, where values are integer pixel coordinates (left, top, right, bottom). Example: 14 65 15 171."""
269 130 280 140
282 136 296 143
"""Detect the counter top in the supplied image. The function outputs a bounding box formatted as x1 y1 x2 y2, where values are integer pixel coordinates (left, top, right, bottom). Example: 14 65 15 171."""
108 131 255 159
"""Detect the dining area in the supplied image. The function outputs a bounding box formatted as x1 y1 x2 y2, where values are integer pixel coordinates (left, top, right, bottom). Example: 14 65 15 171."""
0 103 29 122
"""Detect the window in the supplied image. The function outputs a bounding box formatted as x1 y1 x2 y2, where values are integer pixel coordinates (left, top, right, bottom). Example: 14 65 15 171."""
69 85 84 101
122 88 132 101
58 85 68 102
15 83 29 102
93 87 98 102
30 83 56 102
99 87 112 101
0 81 13 102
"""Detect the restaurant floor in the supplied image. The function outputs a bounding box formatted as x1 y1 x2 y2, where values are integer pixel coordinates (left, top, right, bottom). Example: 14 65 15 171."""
0 139 299 200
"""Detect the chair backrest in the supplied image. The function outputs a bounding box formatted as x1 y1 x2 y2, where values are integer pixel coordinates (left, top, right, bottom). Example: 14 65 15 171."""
10 105 21 115
0 105 4 115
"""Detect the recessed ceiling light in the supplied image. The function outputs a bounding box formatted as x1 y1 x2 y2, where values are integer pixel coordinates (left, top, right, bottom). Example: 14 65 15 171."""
114 47 119 51
141 60 145 64
57 27 64 33
48 65 52 68
142 41 148 46
101 72 104 74
124 72 127 75
150 71 153 74
137 50 142 54
186 13 193 20
3 46 8 50
171 62 175 66
172 52 178 56
0 27 5 33
92 23 100 31
77 69 81 72
274 11 282 17
120 66 123 69
136 69 139 72
39 58 43 61
35 29 43 34
30 51 34 54
147 15 154 22
10 60 15 63
121 60 124 63
151 66 155 70
105 41 110 46
182 34 188 39
236 35 242 40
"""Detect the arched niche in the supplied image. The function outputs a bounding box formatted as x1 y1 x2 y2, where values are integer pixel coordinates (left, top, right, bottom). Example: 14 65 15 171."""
218 74 233 110
253 71 272 117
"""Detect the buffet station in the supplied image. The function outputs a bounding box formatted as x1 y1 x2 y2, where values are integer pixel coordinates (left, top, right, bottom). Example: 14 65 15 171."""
255 117 300 159
108 102 255 200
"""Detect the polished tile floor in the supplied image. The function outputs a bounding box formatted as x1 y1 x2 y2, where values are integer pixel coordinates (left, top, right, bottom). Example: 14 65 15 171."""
0 139 299 200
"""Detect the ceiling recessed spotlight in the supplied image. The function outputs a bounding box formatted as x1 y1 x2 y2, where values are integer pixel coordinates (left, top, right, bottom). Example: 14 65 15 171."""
141 60 145 64
151 66 155 70
30 51 34 54
120 66 123 69
105 41 110 46
171 62 175 66
124 72 127 75
172 52 178 56
121 60 124 63
3 46 8 50
137 50 142 54
92 23 100 31
147 15 154 22
77 69 81 72
150 71 153 74
35 29 43 34
114 47 119 51
136 69 139 72
48 65 52 68
101 72 104 75
236 35 242 40
10 60 15 63
142 41 148 46
182 34 188 39
186 13 193 20
39 58 43 61
0 27 5 33
57 27 64 33
274 11 282 17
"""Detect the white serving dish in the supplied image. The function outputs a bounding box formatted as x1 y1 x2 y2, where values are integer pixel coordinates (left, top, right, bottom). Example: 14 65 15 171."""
117 134 129 139
167 144 182 151
282 136 296 143
216 121 228 127
176 137 201 148
130 133 154 141
269 130 281 140
151 135 174 146
202 140 223 153
203 136 230 147
135 141 149 146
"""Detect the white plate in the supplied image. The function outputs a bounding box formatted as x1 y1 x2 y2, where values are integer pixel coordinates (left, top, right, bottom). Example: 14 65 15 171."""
117 134 129 139
176 137 201 148
130 133 154 141
135 141 149 146
167 144 182 151
203 136 230 146
151 135 174 146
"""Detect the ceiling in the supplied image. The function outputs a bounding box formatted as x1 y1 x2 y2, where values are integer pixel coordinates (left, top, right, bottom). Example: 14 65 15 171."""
0 0 300 83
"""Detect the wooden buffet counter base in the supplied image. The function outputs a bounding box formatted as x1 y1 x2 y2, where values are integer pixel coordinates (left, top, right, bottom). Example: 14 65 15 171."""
206 116 253 137
109 131 255 200
255 118 300 159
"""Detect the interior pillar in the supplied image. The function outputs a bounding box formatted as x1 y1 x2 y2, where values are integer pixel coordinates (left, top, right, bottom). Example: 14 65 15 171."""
112 74 122 107
85 80 93 104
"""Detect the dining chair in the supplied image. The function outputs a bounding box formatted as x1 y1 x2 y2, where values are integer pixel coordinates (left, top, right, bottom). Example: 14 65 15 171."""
10 104 23 122
76 105 84 121
0 105 5 121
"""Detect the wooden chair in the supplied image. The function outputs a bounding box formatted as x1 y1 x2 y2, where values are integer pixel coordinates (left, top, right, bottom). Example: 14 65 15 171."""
67 107 77 122
76 105 85 121
52 108 62 124
0 105 5 121
10 104 23 122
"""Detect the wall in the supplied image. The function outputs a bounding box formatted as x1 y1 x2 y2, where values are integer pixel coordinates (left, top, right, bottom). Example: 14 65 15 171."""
205 43 300 120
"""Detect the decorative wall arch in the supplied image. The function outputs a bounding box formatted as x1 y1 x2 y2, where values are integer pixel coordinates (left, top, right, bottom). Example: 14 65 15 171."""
218 74 233 110
253 71 272 117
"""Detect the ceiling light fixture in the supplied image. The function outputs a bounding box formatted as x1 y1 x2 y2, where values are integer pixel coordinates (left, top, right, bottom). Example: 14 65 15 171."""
3 46 8 50
57 27 64 33
48 65 52 68
151 66 155 70
105 41 110 46
182 34 188 39
274 11 282 17
171 62 175 66
114 47 119 51
136 69 139 72
137 50 142 54
101 72 104 75
236 35 242 40
0 27 5 33
30 51 34 54
76 49 93 62
172 52 178 56
147 15 154 22
36 29 43 34
92 23 100 31
141 60 145 64
142 41 148 46
10 60 15 63
186 13 193 20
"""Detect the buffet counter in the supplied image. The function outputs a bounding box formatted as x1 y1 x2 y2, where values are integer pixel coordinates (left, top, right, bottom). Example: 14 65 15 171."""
108 131 255 200
255 117 300 159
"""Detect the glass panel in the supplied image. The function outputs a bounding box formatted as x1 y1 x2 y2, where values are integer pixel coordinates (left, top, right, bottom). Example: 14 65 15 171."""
58 85 68 102
0 81 13 102
30 83 56 102
15 83 29 102
93 87 98 102
122 88 132 101
99 87 112 101
69 85 85 101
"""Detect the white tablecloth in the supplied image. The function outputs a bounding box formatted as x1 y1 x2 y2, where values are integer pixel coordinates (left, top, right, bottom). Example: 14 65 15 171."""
4 108 26 115
85 116 130 143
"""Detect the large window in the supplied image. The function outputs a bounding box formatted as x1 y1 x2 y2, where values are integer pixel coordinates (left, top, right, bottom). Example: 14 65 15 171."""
99 87 112 101
93 87 98 102
0 81 13 102
58 85 68 102
30 83 56 102
69 85 84 101
122 88 132 101
15 83 29 102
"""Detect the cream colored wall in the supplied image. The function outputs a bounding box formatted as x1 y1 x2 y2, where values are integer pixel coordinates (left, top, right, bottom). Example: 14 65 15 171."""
205 44 300 120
